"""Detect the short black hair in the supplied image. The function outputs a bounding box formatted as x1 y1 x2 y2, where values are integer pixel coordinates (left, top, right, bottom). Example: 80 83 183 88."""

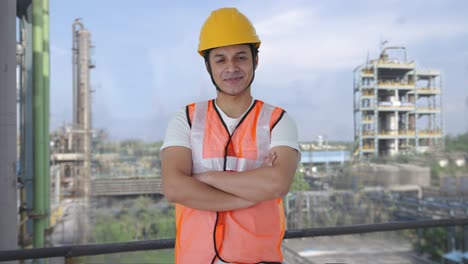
202 43 259 62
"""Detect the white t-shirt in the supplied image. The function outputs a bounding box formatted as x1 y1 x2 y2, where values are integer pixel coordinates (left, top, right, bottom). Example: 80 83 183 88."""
161 100 299 152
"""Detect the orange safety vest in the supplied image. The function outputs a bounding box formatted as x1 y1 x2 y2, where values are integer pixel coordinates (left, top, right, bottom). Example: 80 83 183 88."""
175 99 286 264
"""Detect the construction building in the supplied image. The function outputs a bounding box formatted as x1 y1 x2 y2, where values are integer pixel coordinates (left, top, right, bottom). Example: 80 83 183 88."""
353 46 443 159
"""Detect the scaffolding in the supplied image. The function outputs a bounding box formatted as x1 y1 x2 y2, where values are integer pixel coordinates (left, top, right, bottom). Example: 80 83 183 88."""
353 46 443 159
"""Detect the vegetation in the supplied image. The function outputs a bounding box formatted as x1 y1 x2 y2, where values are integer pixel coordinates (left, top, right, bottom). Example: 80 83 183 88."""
289 163 310 192
399 225 466 263
429 132 468 183
93 138 163 178
91 197 176 263
445 132 468 153
414 227 448 262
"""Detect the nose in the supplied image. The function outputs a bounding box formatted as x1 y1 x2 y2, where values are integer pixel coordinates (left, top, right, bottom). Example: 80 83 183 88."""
224 60 239 72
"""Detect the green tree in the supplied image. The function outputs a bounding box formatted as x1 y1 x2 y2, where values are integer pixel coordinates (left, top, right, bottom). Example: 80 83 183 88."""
413 227 448 262
92 197 176 263
445 132 468 152
289 164 310 192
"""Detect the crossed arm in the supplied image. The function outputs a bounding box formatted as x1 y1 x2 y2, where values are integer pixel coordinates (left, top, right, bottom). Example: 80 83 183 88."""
161 145 299 212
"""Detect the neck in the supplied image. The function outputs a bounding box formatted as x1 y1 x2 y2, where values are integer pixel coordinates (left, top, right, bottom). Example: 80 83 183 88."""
215 90 253 118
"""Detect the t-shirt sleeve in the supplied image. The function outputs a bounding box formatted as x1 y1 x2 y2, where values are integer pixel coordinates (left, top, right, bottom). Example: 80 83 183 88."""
161 108 191 150
270 112 300 152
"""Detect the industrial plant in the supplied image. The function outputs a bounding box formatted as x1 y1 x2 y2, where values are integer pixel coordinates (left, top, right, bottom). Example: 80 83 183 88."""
353 46 443 159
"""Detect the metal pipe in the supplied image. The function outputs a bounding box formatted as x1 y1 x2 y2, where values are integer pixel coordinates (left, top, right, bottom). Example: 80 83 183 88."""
81 28 92 244
72 22 77 131
0 0 19 256
33 0 46 249
18 2 35 244
380 46 407 63
51 165 61 206
24 2 35 242
72 19 83 133
440 74 445 150
42 0 51 231
72 20 93 243
18 8 29 251
464 225 468 255
19 15 26 250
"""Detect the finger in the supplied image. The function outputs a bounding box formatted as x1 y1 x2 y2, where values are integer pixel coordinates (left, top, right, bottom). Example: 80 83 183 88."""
261 157 272 167
264 154 277 167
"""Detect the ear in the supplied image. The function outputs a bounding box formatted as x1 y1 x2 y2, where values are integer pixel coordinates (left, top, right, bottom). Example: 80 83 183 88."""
254 55 259 70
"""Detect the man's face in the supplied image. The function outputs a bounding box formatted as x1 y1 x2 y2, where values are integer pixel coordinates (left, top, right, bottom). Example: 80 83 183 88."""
208 44 257 96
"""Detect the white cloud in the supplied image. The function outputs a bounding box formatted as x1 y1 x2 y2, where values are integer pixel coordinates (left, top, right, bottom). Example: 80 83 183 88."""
256 10 468 75
255 9 311 37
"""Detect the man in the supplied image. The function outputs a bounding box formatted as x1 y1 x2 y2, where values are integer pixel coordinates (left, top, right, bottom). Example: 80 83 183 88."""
161 7 300 264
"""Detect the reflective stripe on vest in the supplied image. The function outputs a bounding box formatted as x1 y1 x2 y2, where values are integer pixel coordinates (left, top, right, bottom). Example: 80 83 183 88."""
175 99 286 264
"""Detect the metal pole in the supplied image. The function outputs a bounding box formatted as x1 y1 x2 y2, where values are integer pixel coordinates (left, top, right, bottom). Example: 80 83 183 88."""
81 27 91 244
18 2 35 246
42 0 51 232
464 225 468 257
72 20 93 244
0 0 19 260
33 0 46 250
440 74 445 150
19 12 28 249
24 2 36 243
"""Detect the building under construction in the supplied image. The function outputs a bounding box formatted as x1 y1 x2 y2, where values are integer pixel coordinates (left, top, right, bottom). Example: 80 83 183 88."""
353 46 443 159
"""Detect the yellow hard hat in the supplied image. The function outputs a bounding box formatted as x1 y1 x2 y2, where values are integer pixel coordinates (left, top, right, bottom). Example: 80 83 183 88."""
198 7 261 56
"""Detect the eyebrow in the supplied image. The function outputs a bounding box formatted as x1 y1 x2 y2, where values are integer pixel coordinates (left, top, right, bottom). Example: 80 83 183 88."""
212 51 248 58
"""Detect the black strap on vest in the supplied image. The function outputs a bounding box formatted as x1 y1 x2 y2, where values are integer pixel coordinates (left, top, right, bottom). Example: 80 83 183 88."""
210 99 268 264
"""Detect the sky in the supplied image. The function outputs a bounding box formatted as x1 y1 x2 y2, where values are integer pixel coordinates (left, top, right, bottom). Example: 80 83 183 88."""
47 0 468 142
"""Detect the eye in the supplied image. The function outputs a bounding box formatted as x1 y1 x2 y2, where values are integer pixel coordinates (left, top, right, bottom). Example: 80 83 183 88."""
215 59 225 64
236 56 247 61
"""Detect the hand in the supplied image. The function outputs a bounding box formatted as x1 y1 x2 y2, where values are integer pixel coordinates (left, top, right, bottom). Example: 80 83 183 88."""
261 151 277 168
193 151 276 184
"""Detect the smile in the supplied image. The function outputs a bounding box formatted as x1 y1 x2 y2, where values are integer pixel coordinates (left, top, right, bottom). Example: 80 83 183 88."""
223 76 244 83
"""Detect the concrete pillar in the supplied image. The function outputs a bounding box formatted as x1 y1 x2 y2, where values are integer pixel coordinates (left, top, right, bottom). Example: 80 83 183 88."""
0 0 19 258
